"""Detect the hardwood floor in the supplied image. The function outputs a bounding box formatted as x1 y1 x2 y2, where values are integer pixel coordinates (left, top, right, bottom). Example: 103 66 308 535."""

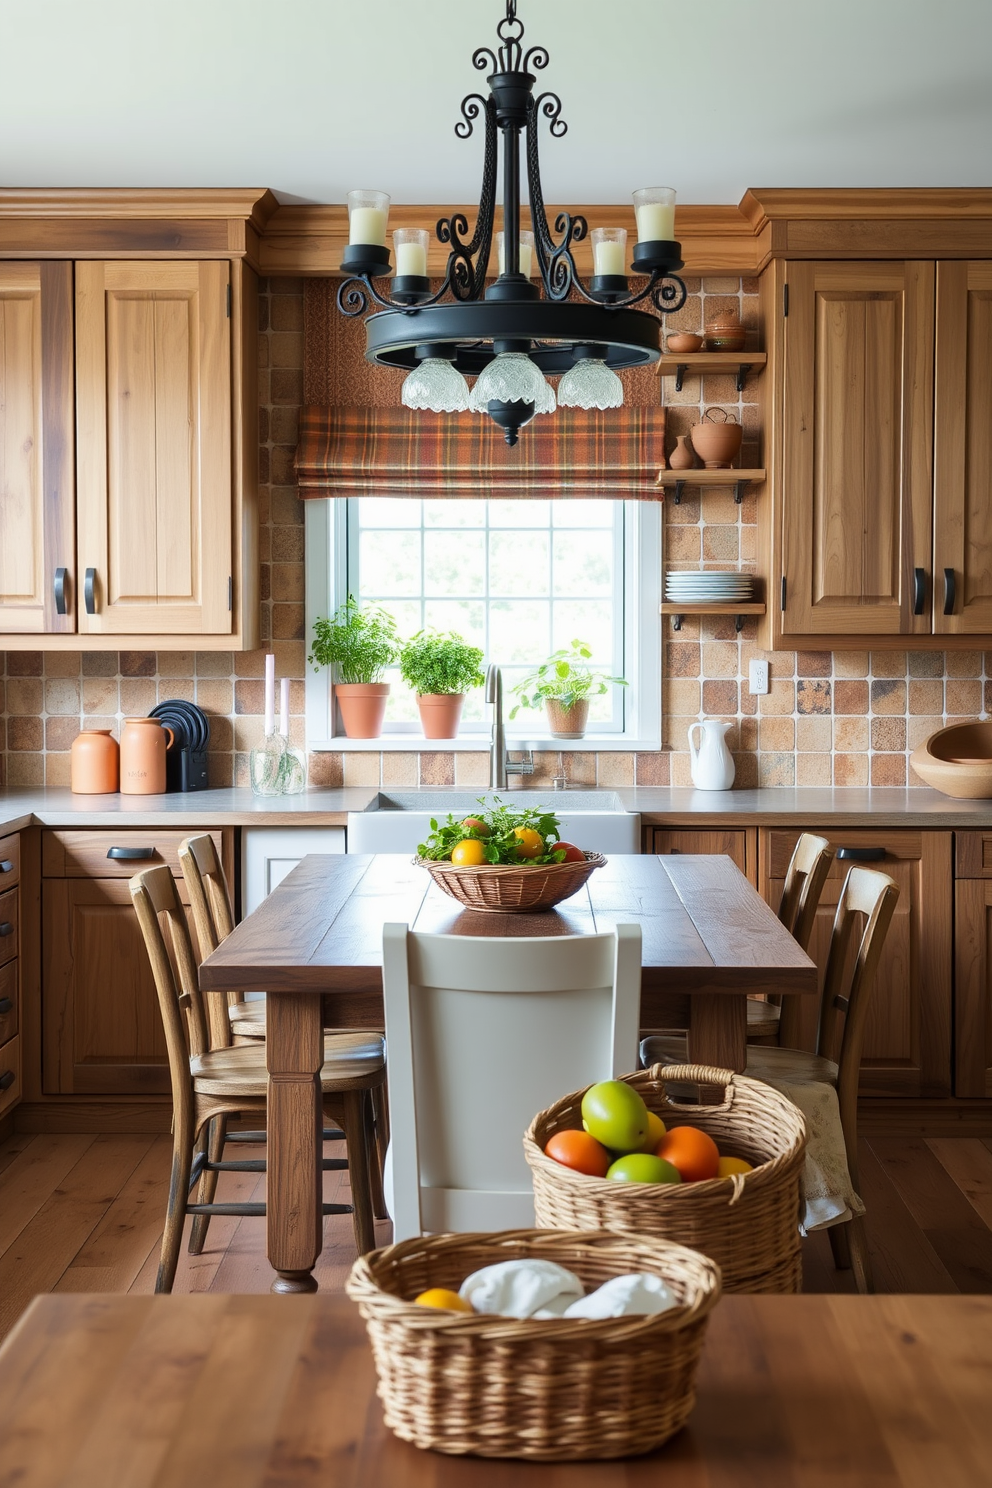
1 1131 991 1342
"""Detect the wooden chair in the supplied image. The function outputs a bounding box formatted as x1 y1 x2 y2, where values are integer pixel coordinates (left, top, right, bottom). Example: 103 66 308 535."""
178 833 389 1228
642 865 899 1293
382 922 642 1242
747 832 836 1040
130 864 384 1292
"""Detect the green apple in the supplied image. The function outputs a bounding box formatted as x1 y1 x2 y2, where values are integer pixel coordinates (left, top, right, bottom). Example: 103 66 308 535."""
580 1080 649 1154
607 1153 682 1184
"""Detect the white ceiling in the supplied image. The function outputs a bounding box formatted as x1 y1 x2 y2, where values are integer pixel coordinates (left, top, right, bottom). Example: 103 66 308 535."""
2 0 990 206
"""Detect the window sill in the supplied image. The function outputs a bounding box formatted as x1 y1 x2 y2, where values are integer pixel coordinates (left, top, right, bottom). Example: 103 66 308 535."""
309 734 661 753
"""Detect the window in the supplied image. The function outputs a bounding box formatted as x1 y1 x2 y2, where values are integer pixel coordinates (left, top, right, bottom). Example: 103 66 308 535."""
305 496 660 750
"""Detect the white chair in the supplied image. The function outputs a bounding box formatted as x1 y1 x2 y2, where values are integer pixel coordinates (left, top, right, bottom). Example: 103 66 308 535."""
382 922 642 1242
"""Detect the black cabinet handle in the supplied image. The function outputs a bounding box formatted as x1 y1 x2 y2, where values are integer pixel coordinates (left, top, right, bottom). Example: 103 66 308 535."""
913 567 926 616
0 923 13 938
84 567 96 614
943 567 956 616
0 861 12 874
837 847 887 862
107 846 157 861
54 566 68 615
0 998 12 1015
0 1071 14 1092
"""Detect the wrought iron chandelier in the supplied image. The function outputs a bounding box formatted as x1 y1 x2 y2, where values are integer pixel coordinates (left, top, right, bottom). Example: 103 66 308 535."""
336 0 687 444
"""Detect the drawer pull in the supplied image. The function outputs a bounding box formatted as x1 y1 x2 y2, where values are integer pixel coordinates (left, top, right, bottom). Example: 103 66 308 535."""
54 566 68 615
0 861 11 874
107 846 157 861
84 567 97 615
0 998 12 1015
913 567 926 616
944 567 956 616
0 923 13 938
837 847 886 862
0 1071 14 1092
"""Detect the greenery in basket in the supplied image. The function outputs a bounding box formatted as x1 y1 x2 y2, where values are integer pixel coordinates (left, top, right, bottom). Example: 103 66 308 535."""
417 796 581 866
508 639 627 718
399 629 485 697
308 595 399 683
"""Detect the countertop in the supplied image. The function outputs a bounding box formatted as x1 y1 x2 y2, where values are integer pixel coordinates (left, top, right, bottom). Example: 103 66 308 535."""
2 784 992 837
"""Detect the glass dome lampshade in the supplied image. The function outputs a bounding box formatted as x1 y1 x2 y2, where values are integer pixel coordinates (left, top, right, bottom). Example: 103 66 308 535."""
401 358 470 413
557 351 624 410
468 352 556 415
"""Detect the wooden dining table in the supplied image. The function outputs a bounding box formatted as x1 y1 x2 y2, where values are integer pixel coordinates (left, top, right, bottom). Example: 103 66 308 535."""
3 1291 990 1485
199 853 817 1293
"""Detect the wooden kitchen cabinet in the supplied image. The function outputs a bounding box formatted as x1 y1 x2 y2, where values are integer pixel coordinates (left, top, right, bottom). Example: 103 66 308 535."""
759 828 953 1097
42 828 233 1096
952 832 992 1097
0 834 22 1121
646 828 757 886
0 263 75 636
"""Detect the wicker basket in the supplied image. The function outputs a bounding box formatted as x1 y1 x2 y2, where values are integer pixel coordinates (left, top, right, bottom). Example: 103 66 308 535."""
524 1064 808 1294
415 850 606 912
346 1228 720 1461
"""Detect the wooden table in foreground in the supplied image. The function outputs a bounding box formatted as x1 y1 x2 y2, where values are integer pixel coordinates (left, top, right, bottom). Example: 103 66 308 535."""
199 853 816 1293
3 1292 990 1486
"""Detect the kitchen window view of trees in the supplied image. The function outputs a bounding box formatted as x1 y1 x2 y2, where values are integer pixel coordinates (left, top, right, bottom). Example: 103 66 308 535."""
347 497 626 733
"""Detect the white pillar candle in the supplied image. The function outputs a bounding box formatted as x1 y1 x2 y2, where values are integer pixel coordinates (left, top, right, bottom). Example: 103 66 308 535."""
635 202 675 241
593 238 626 275
264 653 275 737
496 231 534 278
280 676 289 739
395 240 427 276
349 206 388 246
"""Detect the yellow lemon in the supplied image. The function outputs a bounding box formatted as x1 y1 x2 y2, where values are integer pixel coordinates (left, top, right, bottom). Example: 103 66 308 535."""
637 1110 667 1153
717 1156 753 1178
450 838 486 867
413 1288 473 1312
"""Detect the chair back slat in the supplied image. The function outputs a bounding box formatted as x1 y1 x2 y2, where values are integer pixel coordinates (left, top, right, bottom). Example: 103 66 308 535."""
179 834 239 1049
775 833 836 1046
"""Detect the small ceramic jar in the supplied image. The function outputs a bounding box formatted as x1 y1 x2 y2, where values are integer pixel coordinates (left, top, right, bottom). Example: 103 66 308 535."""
119 717 174 795
70 730 120 794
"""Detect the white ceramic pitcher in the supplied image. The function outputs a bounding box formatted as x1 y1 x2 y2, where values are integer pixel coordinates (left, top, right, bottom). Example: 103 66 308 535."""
688 720 735 790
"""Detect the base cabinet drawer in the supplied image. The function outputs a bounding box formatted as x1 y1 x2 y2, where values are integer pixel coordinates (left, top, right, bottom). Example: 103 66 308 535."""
0 886 17 968
953 878 992 1097
0 1035 20 1118
759 828 953 1098
43 829 227 880
647 829 756 885
0 833 20 889
0 961 16 1045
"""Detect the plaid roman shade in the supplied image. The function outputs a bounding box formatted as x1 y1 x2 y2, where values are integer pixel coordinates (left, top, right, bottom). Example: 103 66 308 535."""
294 405 666 498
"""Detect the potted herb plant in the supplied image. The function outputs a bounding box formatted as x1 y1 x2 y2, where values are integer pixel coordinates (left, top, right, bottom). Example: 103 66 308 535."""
309 595 400 739
509 640 627 739
399 629 485 739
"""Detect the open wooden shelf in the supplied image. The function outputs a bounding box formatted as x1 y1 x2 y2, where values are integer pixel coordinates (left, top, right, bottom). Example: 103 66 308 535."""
656 469 765 486
656 351 767 391
660 600 766 633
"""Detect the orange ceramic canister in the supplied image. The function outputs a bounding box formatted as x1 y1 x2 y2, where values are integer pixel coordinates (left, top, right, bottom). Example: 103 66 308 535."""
70 729 120 794
119 718 174 795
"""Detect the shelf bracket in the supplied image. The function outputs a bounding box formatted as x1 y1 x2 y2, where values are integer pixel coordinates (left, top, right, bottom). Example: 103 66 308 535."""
671 613 683 632
673 479 685 505
734 480 748 504
736 364 748 393
674 363 688 392
735 613 746 633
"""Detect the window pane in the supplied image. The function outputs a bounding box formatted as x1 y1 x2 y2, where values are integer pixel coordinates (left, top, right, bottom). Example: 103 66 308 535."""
424 530 486 596
552 500 614 527
360 530 421 595
552 601 614 661
490 600 550 662
552 531 612 596
423 499 486 527
357 496 421 528
424 599 486 647
489 499 549 527
489 531 549 596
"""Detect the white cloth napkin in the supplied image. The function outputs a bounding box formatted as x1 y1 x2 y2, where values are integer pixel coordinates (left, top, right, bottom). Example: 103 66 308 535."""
759 1075 866 1233
563 1273 678 1319
459 1260 583 1319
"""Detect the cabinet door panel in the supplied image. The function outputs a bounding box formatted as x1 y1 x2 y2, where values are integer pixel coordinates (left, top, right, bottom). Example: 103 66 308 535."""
781 261 934 636
648 828 752 883
934 262 992 634
76 260 232 635
759 828 951 1097
0 262 75 633
954 878 992 1097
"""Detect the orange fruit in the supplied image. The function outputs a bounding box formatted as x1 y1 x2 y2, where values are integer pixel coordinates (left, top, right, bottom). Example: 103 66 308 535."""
413 1288 473 1312
717 1156 754 1178
513 827 545 859
451 838 486 866
656 1125 720 1183
544 1128 611 1178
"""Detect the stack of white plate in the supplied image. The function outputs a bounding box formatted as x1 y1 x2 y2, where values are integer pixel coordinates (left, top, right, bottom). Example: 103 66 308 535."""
664 572 755 604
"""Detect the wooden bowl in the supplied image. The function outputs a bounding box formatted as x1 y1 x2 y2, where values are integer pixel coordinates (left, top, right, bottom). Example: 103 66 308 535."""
414 852 606 912
666 333 703 354
910 721 992 798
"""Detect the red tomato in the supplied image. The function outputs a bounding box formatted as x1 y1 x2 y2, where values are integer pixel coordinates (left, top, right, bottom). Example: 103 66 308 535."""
544 1129 611 1178
460 817 490 836
656 1125 720 1183
553 841 586 864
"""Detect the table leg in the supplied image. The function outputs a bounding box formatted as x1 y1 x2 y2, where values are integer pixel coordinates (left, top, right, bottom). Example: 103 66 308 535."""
687 994 747 1073
266 994 323 1294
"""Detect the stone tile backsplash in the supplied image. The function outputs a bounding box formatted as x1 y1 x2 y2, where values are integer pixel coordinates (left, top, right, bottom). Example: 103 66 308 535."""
0 274 981 792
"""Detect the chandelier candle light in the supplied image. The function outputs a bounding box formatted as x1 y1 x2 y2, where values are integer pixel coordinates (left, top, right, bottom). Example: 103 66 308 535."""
337 0 686 444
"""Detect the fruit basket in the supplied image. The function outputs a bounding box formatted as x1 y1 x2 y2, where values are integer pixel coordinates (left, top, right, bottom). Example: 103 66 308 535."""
524 1064 808 1294
414 850 606 912
346 1227 721 1460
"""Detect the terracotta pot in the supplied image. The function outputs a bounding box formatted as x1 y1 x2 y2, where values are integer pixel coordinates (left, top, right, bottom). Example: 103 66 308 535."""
704 310 746 352
70 729 120 794
669 434 695 471
120 717 173 795
545 698 590 739
335 683 390 739
417 693 465 740
690 409 743 470
666 332 703 353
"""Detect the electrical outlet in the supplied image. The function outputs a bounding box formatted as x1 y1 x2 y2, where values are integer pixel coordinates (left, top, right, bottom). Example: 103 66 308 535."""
749 659 769 695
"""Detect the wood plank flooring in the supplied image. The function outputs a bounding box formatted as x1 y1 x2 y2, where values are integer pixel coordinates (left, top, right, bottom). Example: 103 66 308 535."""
1 1131 991 1342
